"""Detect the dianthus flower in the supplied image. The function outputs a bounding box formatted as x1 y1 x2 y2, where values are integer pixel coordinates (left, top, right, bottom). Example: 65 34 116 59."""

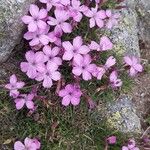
5 74 25 98
47 9 72 33
84 5 106 28
62 36 90 60
22 4 47 32
124 56 143 76
20 51 46 79
72 54 96 80
59 84 82 106
109 71 122 88
36 62 61 88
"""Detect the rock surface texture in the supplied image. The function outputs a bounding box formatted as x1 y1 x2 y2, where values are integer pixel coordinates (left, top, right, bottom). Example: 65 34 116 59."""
0 0 36 63
105 95 141 133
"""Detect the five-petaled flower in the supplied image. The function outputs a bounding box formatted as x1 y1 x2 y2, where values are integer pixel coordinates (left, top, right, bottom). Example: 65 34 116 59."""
20 51 46 79
22 4 47 32
59 84 82 106
5 74 25 98
62 36 90 60
72 54 96 80
124 56 143 76
84 5 106 28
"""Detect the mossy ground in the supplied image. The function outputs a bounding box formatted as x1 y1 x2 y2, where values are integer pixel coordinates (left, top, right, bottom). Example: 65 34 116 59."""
0 1 134 149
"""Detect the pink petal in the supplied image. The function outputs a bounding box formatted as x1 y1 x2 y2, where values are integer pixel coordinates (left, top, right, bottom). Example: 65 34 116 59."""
89 41 100 50
16 82 25 89
71 97 80 106
79 45 90 54
24 32 36 40
96 10 106 19
106 10 112 17
62 41 73 52
26 100 34 109
72 0 80 8
51 47 60 56
15 99 25 110
110 71 117 82
24 137 33 148
134 64 143 72
28 22 38 32
14 141 25 150
124 56 132 66
38 8 47 19
51 71 61 81
129 67 137 76
61 22 72 33
72 67 82 76
10 74 17 84
63 52 73 60
27 67 37 79
100 36 113 51
47 17 57 26
59 89 68 97
73 36 82 49
22 15 33 24
83 54 91 65
84 9 93 17
39 35 50 45
20 62 29 72
46 62 58 72
122 146 129 150
53 57 62 65
73 12 82 22
37 20 47 30
73 54 83 66
89 18 95 28
82 71 92 80
96 18 104 28
62 95 71 106
29 38 40 46
43 76 53 88
105 56 116 68
29 4 39 17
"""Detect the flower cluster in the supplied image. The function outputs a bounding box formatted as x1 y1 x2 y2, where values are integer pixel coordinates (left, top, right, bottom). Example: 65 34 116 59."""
122 139 140 150
14 137 40 150
4 0 144 149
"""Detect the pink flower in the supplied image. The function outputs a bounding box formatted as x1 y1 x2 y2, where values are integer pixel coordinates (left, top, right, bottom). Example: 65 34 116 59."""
93 56 116 80
5 74 25 98
92 66 106 80
43 45 62 66
24 26 50 46
47 9 72 33
59 84 82 106
90 36 113 51
22 4 47 32
39 0 59 11
124 56 143 76
122 139 140 150
14 94 35 110
48 26 62 46
109 71 122 88
104 56 116 69
105 10 120 29
14 137 40 150
72 54 96 80
84 5 106 28
20 51 46 79
36 62 61 88
69 0 88 22
107 136 117 144
62 36 90 60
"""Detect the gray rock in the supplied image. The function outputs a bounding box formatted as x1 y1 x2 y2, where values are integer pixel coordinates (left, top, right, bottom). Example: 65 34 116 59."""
0 0 36 63
104 95 141 133
110 0 140 56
